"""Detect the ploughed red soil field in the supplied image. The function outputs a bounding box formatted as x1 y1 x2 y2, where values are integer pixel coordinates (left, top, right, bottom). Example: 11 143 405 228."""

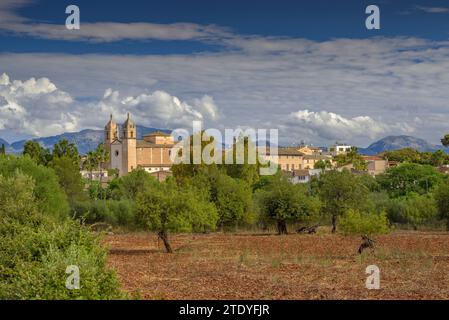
103 231 449 299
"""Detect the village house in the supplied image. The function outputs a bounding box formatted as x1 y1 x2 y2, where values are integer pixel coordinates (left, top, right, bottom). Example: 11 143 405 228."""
297 145 323 155
329 143 352 156
361 155 389 176
262 147 304 171
302 154 334 169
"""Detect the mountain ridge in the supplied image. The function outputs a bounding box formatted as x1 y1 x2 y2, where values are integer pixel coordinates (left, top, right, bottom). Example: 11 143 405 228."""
6 126 171 155
2 132 448 156
358 135 448 155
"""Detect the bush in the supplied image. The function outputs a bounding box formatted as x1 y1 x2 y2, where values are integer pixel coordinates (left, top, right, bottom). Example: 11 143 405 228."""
0 155 69 220
0 221 125 299
70 200 137 227
208 173 256 226
0 171 125 299
339 209 390 235
385 193 437 228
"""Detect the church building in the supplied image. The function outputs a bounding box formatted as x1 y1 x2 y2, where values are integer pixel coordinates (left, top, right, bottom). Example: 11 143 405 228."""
104 114 174 177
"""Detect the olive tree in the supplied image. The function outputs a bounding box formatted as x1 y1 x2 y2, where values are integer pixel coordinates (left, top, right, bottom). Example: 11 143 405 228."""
318 170 368 233
136 179 218 253
255 174 321 234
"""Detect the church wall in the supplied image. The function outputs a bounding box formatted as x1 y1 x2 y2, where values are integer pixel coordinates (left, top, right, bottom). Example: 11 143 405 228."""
136 147 172 166
110 143 123 176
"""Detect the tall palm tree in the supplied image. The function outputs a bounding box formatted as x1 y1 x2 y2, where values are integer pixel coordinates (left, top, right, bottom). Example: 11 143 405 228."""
84 151 98 183
95 143 110 187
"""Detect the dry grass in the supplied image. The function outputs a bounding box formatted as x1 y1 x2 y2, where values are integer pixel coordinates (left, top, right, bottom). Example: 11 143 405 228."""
103 230 449 300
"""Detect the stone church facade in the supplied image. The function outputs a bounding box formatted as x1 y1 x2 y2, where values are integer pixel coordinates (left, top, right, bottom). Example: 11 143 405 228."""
104 114 174 177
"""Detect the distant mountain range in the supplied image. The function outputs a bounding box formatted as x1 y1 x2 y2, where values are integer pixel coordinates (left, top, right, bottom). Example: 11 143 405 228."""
2 126 170 155
358 135 448 155
1 131 448 156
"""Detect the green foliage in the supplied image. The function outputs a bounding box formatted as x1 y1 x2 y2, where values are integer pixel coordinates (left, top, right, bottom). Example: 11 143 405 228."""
255 174 321 234
136 179 218 234
384 148 421 163
0 171 124 299
384 148 449 166
208 172 255 226
318 169 369 231
23 140 51 166
335 147 367 170
50 156 86 201
70 199 136 227
339 209 390 235
359 174 381 192
221 136 260 187
88 181 110 200
108 169 158 200
434 180 449 230
171 132 220 185
384 193 437 228
0 155 69 220
442 134 449 147
0 143 5 155
377 163 443 197
52 139 80 165
314 159 332 171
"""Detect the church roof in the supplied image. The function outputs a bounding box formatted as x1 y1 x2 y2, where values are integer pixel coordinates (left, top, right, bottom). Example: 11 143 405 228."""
143 131 171 137
136 140 174 148
110 139 122 145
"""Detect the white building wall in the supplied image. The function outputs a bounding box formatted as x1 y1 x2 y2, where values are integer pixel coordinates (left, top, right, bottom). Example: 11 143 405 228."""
110 143 124 176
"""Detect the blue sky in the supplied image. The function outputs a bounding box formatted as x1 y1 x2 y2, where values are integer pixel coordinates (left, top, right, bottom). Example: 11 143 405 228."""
4 0 449 53
1 0 449 146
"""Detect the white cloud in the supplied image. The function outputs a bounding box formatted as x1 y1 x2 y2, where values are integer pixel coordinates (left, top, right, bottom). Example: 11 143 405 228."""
2 35 449 145
88 89 219 128
0 73 75 136
286 110 413 143
414 6 449 14
2 22 231 43
0 73 220 137
0 1 231 43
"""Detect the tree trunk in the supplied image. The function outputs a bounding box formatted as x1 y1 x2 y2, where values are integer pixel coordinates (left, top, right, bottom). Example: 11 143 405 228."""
276 220 288 235
158 230 173 253
331 215 337 233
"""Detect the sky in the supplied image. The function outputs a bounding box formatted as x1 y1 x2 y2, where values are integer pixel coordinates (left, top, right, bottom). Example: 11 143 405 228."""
1 0 449 147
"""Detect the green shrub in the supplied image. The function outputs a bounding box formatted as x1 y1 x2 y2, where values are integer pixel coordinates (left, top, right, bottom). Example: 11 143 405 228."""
0 155 69 220
70 199 137 227
385 193 437 228
339 209 390 235
0 171 125 299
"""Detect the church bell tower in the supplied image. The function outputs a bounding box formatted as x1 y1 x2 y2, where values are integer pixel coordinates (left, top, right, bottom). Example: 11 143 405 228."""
122 113 137 173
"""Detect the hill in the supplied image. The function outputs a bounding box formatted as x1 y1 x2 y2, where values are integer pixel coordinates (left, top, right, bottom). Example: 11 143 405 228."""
359 135 447 155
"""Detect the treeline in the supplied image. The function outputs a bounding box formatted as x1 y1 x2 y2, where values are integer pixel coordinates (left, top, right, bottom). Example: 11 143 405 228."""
384 148 449 166
3 136 449 256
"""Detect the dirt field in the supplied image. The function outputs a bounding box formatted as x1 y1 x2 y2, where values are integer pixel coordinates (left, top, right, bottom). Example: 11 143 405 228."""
103 230 449 299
